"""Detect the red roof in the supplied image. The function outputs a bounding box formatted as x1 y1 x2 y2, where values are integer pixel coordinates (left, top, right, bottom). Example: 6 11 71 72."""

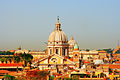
9 50 16 52
86 72 90 74
0 70 9 73
101 64 120 69
84 61 89 63
0 63 22 66
116 61 120 64
110 65 120 69
55 73 62 76
69 58 73 61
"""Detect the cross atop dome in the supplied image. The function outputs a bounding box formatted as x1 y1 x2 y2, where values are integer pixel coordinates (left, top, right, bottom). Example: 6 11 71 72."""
55 16 61 31
57 16 59 22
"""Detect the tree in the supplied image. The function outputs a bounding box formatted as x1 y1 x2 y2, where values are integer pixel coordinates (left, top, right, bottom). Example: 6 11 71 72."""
4 74 16 80
72 75 79 79
86 49 90 52
26 70 49 80
100 73 105 78
7 57 12 63
20 53 33 61
0 58 4 63
0 51 14 55
97 48 113 53
20 53 33 66
14 56 20 63
109 68 112 74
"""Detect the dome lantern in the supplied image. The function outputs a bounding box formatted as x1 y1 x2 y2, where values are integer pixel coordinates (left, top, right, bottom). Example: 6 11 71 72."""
55 16 61 31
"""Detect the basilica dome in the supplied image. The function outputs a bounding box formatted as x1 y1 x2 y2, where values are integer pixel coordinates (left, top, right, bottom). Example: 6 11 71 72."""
48 17 68 43
48 31 68 42
68 35 77 46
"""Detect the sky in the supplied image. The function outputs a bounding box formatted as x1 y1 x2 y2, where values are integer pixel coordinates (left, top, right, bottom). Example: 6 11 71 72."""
0 0 120 51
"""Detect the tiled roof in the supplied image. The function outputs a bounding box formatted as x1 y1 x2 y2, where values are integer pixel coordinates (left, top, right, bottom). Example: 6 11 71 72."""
0 70 9 73
0 63 22 66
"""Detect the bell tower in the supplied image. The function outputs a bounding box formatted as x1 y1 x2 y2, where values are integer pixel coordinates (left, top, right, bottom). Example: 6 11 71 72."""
73 44 80 68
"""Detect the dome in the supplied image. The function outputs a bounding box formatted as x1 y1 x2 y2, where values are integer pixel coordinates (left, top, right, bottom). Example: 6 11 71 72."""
48 17 68 43
48 31 68 42
68 35 77 46
74 44 79 50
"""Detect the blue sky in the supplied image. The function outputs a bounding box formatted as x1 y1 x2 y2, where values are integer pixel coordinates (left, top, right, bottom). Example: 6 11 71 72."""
0 0 120 50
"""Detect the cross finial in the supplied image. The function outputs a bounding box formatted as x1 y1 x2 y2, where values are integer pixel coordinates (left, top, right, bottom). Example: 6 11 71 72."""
57 16 59 22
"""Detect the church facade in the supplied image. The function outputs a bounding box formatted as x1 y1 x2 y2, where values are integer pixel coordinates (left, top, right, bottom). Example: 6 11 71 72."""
32 17 101 75
32 17 79 73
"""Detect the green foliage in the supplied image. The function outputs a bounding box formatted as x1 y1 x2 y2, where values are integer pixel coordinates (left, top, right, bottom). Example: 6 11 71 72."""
0 51 33 66
114 70 119 74
4 74 16 80
14 56 20 63
0 51 14 55
20 53 33 62
71 75 79 79
0 58 4 62
109 68 112 74
49 76 54 80
100 73 105 78
97 48 113 53
7 57 12 62
85 49 90 51
115 50 120 54
19 53 33 66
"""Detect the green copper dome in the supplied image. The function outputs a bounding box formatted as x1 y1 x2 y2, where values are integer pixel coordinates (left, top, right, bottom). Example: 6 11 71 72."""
74 44 79 49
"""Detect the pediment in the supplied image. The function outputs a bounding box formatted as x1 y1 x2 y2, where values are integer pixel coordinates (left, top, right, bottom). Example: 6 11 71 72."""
35 54 75 65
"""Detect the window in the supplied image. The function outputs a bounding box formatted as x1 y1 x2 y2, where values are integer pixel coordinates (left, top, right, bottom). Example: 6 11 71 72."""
51 58 57 63
56 49 58 54
50 49 52 54
62 49 66 56
75 54 77 58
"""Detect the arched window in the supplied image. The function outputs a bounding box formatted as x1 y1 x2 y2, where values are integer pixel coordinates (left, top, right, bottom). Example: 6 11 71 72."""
75 54 77 58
